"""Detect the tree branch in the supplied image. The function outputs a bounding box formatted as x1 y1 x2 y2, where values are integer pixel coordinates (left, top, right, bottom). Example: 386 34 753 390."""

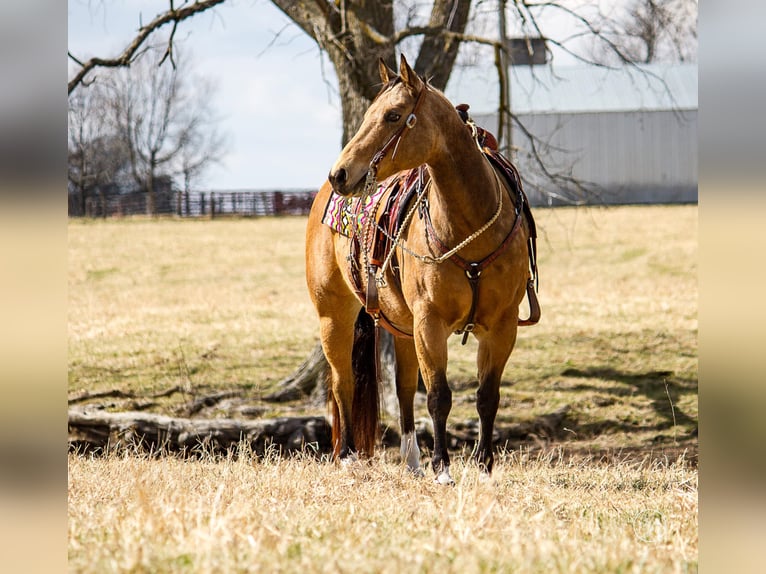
393 27 503 51
68 0 226 94
510 112 600 204
269 0 338 45
413 0 472 89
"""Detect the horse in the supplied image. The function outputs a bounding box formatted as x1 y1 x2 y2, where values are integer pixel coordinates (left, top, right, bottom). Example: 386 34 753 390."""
305 54 539 484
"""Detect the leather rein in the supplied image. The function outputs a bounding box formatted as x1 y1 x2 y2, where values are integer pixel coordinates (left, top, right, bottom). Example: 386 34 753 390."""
354 83 540 341
420 156 540 343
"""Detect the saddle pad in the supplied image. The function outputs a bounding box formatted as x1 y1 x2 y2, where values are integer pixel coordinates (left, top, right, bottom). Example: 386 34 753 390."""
321 179 391 237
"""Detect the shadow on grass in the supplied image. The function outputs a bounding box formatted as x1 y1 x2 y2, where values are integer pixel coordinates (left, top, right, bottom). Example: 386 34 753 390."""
560 366 698 437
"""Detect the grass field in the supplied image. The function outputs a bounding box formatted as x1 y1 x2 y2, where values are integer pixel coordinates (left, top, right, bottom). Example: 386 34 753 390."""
68 449 697 573
68 205 698 571
68 205 697 449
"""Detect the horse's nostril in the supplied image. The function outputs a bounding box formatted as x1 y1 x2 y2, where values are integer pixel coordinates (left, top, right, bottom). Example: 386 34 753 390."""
330 168 347 187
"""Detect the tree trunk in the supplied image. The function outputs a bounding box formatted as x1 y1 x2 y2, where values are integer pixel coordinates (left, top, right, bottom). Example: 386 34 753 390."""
147 158 156 216
77 152 87 216
413 0 473 91
269 0 474 413
264 342 328 403
271 0 396 144
78 187 86 217
265 333 400 421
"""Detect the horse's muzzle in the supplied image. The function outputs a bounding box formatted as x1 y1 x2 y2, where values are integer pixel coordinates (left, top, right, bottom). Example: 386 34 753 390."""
328 167 367 197
328 167 347 191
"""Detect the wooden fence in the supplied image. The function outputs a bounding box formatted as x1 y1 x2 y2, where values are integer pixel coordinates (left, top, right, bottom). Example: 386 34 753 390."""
69 190 317 218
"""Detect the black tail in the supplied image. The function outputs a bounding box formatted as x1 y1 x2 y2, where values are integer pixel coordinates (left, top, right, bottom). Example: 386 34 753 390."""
351 308 380 456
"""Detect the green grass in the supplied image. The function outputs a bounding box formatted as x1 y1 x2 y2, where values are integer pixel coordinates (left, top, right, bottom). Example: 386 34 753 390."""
68 205 697 453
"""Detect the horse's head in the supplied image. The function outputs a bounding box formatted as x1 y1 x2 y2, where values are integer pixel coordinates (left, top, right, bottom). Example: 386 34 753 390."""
328 54 436 197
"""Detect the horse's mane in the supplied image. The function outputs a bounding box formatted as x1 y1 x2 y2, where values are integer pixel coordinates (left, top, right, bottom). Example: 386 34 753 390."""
372 77 403 102
372 74 454 115
372 74 437 101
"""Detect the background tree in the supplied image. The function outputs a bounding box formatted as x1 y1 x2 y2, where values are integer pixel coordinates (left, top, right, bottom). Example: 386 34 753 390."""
109 45 225 215
68 83 131 216
588 0 698 65
69 42 225 216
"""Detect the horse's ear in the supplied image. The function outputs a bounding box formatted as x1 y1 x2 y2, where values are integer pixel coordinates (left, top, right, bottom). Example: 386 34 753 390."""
378 58 396 84
399 54 423 89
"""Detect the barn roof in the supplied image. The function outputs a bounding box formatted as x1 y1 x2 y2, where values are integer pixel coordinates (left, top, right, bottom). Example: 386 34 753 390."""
445 62 698 115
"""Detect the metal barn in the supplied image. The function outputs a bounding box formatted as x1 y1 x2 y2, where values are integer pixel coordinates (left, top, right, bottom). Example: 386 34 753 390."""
447 63 698 206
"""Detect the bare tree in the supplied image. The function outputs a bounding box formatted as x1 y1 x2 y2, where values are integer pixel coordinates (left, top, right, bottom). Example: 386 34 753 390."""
106 45 225 214
68 85 103 214
587 0 698 65
68 84 131 216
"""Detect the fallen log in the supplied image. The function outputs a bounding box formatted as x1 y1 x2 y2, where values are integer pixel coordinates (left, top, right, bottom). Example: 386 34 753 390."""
68 407 332 456
69 405 572 458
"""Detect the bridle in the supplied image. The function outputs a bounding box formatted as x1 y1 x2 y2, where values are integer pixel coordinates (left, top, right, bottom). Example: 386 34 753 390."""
360 81 506 282
362 82 428 197
352 79 540 338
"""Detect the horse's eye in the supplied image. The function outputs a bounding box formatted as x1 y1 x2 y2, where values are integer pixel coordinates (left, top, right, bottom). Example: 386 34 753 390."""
385 111 401 123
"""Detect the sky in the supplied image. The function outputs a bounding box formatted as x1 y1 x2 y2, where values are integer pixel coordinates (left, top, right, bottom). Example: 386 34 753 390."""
68 0 345 191
67 0 596 191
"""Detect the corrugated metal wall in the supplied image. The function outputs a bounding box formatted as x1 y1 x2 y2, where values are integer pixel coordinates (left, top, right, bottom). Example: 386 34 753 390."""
476 108 698 206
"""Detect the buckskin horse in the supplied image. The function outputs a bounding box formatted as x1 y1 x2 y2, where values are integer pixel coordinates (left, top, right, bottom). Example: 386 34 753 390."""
306 55 539 484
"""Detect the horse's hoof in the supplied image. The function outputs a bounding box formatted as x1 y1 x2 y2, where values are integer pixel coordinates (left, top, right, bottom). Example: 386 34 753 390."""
339 452 359 468
408 466 425 478
434 471 456 486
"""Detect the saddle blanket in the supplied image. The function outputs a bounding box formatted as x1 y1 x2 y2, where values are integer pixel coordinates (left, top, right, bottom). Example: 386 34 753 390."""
321 177 395 238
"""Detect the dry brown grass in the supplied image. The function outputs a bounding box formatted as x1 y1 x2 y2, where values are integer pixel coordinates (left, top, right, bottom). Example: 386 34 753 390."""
68 217 317 401
68 206 697 451
68 449 697 573
68 205 697 572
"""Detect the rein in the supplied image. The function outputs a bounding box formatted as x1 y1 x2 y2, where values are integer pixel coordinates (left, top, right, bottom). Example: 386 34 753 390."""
419 160 528 343
373 164 504 281
354 82 540 341
357 83 428 329
362 85 504 287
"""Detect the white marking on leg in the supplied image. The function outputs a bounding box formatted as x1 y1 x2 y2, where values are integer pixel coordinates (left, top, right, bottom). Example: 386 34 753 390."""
400 431 423 476
434 466 455 486
339 451 359 469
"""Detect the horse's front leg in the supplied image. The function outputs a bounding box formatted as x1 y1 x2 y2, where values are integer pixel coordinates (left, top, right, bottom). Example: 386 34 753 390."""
413 320 454 485
318 306 361 460
474 324 518 474
393 337 422 475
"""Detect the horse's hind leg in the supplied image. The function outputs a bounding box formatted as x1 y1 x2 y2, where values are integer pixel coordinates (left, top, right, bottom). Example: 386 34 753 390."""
474 326 518 474
393 337 422 475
